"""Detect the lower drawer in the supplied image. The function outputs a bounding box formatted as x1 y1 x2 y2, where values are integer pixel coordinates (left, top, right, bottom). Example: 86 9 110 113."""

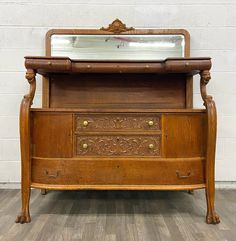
31 158 205 185
76 135 161 156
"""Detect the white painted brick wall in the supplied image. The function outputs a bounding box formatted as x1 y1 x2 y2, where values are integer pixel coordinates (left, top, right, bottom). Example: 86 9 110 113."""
0 0 236 182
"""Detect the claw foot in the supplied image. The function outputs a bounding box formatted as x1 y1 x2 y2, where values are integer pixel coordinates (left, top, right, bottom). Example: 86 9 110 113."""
15 212 31 224
206 212 220 224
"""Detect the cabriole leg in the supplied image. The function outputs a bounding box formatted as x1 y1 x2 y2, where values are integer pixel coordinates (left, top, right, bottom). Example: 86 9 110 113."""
16 69 36 224
200 70 220 224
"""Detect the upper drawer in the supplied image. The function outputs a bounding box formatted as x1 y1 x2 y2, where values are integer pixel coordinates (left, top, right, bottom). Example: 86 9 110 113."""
75 114 161 132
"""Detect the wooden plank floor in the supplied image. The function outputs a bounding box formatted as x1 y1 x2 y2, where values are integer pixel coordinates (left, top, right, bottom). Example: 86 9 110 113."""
0 189 235 241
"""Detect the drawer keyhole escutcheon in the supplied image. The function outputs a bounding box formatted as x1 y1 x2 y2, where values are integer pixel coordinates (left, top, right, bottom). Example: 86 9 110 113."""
82 143 88 149
44 170 59 178
176 170 192 179
148 144 154 149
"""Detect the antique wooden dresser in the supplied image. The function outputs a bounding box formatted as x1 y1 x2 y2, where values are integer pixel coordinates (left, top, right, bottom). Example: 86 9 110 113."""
16 19 220 224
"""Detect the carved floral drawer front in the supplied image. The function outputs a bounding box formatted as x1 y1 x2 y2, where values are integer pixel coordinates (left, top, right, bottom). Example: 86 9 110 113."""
76 135 161 156
75 114 161 132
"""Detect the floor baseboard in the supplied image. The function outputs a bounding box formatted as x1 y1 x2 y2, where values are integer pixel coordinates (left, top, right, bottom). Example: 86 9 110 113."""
215 181 236 189
0 182 236 189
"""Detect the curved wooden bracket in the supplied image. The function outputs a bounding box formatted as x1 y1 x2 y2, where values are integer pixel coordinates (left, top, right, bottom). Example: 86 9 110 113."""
16 69 36 224
200 70 212 104
24 69 36 105
200 70 220 224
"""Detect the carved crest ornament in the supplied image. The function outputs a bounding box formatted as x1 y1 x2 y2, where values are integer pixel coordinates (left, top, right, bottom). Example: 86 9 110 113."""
100 18 135 34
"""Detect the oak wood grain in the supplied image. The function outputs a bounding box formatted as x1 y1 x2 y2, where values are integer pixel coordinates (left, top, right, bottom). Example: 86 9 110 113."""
163 114 206 158
32 113 73 158
31 157 205 186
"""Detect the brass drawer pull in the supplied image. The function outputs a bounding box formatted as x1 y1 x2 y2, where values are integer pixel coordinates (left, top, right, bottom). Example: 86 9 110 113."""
44 170 59 178
176 170 192 179
147 120 154 126
148 143 154 149
82 143 88 149
83 120 89 127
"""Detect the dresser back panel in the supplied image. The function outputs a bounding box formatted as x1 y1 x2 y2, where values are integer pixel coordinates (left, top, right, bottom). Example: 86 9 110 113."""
49 74 186 109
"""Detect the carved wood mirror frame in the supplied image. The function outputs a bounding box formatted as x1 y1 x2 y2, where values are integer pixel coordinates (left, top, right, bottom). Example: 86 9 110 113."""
42 19 191 108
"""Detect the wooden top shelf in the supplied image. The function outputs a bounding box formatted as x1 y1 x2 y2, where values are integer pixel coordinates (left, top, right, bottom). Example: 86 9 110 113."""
30 108 206 113
25 56 211 75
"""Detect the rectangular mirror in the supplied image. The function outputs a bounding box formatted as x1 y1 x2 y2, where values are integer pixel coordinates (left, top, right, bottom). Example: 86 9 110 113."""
51 34 185 61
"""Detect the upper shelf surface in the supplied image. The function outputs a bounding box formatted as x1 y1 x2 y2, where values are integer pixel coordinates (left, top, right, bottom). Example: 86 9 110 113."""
24 56 211 75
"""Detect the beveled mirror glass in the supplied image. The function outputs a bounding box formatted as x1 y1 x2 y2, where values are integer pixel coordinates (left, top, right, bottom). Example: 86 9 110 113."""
51 34 185 61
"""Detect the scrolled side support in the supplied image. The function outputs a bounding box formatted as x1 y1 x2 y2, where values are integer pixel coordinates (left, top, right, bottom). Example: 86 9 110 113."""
200 70 220 224
16 69 36 224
